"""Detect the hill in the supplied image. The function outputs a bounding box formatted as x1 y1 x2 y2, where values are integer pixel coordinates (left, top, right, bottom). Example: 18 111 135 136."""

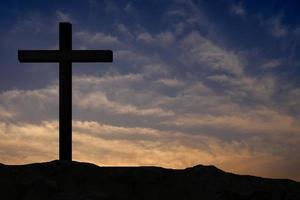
0 160 299 200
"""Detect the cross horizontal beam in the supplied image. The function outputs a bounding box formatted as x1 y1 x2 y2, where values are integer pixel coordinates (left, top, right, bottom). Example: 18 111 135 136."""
18 50 113 63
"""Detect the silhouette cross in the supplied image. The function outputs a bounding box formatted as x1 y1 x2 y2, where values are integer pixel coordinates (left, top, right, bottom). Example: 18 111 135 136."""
18 22 113 161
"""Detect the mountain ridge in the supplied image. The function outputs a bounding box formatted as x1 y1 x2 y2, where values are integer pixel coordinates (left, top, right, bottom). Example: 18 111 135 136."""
0 160 299 200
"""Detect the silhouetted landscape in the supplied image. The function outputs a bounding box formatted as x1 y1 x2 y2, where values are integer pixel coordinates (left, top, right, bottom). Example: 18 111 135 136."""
1 160 299 200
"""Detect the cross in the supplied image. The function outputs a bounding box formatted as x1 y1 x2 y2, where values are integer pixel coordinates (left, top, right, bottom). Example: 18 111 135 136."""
18 22 113 161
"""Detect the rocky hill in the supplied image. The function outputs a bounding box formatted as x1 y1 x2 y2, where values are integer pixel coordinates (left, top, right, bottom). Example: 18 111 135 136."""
0 160 299 200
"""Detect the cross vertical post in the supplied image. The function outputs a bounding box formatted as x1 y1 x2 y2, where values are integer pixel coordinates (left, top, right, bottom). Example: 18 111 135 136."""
59 23 72 161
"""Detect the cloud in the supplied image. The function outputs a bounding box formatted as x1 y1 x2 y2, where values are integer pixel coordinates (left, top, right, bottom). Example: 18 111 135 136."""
180 31 244 76
114 50 170 78
115 50 157 66
74 90 174 118
261 16 288 37
124 2 136 14
166 9 187 18
56 10 72 22
167 0 214 32
1 119 299 180
137 31 175 47
11 11 45 35
74 31 121 49
206 74 231 83
269 18 288 37
0 85 58 122
105 1 120 13
230 3 246 16
0 120 213 168
261 59 282 69
177 31 277 103
173 22 185 35
0 74 175 124
156 78 185 87
0 106 16 120
209 74 277 102
11 10 73 37
157 32 175 45
166 107 300 136
0 70 299 180
116 24 134 40
2 1 300 181
137 32 155 44
286 88 300 114
0 121 58 163
73 75 176 119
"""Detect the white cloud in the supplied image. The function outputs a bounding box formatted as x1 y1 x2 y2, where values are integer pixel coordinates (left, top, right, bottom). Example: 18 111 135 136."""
207 74 231 83
180 31 244 76
11 11 45 34
74 90 174 117
262 16 288 37
74 73 144 85
174 22 185 35
137 32 155 44
286 88 300 114
73 74 175 118
166 9 187 18
0 74 175 122
56 10 72 22
124 2 135 14
209 73 277 102
0 106 16 119
156 78 185 87
177 31 278 103
230 3 246 16
157 32 175 45
166 107 300 136
105 1 120 13
74 31 121 48
116 24 134 39
0 71 299 180
137 31 175 47
168 0 214 31
0 85 58 122
261 59 282 69
270 17 288 37
116 50 157 66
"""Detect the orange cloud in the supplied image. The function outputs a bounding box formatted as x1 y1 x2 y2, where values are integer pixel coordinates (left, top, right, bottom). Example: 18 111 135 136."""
1 120 299 181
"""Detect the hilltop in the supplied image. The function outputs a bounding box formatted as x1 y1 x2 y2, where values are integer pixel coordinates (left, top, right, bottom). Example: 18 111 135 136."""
0 160 299 200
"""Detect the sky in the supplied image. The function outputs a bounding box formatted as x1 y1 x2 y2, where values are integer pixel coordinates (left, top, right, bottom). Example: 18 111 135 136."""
0 0 300 181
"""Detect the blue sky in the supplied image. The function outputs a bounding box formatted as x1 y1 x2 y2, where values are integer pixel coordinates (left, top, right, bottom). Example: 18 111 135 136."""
0 0 300 181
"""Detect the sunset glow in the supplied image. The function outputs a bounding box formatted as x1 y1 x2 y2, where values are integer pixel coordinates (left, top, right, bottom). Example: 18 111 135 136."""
0 0 299 181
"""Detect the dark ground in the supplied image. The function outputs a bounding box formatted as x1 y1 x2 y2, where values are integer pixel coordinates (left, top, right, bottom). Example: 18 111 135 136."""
0 160 299 200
